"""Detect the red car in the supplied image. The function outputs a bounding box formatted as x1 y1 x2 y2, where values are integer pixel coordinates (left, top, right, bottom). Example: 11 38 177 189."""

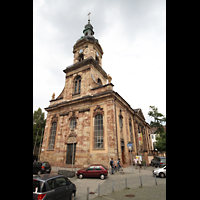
76 164 108 180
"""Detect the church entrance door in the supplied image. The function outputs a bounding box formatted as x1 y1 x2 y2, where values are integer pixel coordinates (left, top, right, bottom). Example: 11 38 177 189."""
66 144 76 164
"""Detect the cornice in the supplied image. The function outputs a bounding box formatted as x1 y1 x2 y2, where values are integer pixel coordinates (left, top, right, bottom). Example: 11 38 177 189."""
63 56 107 78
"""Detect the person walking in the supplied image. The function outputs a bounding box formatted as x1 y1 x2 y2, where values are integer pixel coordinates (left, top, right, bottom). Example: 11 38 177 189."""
134 157 138 169
110 158 114 174
138 158 142 169
117 158 123 171
114 159 117 172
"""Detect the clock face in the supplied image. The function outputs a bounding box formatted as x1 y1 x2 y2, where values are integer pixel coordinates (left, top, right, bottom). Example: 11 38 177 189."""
84 48 88 54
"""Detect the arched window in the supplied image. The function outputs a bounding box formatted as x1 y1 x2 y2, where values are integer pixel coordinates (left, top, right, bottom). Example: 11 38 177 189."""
129 119 134 150
74 75 81 94
48 122 57 150
95 56 99 64
70 118 77 129
94 114 103 149
97 78 102 85
78 53 84 62
119 110 123 132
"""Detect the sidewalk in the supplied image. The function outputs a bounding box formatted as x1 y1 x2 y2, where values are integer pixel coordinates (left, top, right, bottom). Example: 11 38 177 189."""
93 183 166 200
68 165 166 200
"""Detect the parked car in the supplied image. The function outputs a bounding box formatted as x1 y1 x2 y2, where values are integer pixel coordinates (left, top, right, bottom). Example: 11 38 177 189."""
76 164 108 180
33 174 76 200
152 165 166 178
33 161 51 175
151 156 166 167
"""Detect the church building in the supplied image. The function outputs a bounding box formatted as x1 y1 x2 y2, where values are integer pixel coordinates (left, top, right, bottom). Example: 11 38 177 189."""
40 18 153 168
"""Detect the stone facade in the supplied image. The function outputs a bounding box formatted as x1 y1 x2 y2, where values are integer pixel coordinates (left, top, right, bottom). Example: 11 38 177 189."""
40 20 153 168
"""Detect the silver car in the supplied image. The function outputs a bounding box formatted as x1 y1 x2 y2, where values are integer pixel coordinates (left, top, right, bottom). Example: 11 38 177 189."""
152 165 166 178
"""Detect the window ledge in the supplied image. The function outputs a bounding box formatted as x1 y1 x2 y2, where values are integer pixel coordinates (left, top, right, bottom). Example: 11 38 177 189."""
72 93 81 97
92 148 105 150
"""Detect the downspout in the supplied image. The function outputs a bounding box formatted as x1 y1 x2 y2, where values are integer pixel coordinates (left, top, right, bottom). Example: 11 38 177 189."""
114 97 119 159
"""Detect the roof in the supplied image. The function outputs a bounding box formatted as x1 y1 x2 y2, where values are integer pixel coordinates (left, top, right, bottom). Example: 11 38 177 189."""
63 56 107 78
33 174 66 181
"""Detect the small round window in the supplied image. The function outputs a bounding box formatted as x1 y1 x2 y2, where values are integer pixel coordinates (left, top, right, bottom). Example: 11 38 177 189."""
70 118 77 129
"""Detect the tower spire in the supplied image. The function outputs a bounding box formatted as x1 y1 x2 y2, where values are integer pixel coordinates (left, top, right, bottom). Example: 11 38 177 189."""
87 12 91 23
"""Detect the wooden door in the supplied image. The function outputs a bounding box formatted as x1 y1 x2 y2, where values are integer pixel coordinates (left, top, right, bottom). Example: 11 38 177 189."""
66 144 76 164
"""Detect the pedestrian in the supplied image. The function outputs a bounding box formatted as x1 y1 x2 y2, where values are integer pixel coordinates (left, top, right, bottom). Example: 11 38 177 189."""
138 158 142 169
110 158 114 174
117 158 123 171
134 157 138 169
114 160 117 172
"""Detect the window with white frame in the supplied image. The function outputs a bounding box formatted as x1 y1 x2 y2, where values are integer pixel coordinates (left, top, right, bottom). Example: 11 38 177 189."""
74 75 81 94
94 114 103 149
48 122 57 150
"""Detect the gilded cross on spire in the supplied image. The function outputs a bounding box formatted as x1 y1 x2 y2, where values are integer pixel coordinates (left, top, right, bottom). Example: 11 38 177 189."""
87 12 91 23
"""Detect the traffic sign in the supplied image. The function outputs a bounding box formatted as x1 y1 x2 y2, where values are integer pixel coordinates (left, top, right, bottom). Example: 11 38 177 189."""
127 142 133 147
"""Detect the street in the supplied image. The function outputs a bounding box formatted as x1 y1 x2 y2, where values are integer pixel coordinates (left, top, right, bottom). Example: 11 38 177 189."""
67 165 166 200
33 165 166 200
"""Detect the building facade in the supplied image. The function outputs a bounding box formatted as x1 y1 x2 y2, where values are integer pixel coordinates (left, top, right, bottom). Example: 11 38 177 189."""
40 19 153 168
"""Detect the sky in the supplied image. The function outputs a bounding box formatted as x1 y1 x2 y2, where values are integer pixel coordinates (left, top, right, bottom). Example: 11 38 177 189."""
33 0 166 124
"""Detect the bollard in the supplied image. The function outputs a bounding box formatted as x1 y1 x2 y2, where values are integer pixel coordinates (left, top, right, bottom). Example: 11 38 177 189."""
112 181 114 192
155 175 157 185
140 176 142 187
125 178 127 189
98 183 100 196
87 187 89 200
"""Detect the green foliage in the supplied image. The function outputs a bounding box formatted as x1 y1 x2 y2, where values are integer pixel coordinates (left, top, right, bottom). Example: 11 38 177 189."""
148 106 166 151
33 108 46 148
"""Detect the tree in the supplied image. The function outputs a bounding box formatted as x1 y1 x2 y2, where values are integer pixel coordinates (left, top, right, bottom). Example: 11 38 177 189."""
33 108 46 149
148 106 166 151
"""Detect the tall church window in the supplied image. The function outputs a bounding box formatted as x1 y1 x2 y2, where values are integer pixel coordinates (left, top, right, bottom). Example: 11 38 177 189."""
129 119 134 150
48 122 57 150
119 110 123 132
74 75 81 94
94 114 103 149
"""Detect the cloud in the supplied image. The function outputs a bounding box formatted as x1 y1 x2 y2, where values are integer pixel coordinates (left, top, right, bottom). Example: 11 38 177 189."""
33 0 166 123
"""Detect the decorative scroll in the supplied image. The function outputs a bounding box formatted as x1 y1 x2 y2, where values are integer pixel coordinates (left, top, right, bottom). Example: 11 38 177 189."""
69 111 78 121
51 114 58 123
93 105 104 117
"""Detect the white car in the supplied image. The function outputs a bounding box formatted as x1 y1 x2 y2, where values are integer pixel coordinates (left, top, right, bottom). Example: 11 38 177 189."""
152 165 166 178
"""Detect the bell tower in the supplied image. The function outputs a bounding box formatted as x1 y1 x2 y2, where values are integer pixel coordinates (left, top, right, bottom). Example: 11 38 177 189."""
72 15 103 67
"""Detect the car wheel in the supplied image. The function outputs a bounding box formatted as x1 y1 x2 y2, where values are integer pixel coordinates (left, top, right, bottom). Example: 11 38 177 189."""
79 174 83 179
100 174 105 180
70 192 75 200
47 169 51 174
159 172 165 178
